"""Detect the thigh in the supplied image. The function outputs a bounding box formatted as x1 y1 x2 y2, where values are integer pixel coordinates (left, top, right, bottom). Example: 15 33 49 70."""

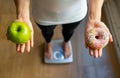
62 21 81 31
37 24 56 32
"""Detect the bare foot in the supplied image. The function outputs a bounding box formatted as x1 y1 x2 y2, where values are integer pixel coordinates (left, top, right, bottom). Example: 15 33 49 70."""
63 42 71 58
44 42 53 59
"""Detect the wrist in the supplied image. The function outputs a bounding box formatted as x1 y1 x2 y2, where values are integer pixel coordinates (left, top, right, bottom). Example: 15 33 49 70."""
88 13 101 22
87 15 101 25
17 13 30 20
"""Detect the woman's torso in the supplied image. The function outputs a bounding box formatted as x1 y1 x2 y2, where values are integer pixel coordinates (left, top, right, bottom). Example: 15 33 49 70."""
32 0 87 25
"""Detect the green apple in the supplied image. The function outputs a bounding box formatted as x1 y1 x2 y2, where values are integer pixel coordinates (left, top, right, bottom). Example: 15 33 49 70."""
7 21 31 44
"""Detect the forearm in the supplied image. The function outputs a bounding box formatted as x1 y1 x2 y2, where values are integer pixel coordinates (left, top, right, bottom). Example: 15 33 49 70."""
14 0 30 20
88 0 104 21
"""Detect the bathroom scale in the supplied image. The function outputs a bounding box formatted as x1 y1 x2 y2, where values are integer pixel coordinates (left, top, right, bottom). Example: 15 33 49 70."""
44 40 73 64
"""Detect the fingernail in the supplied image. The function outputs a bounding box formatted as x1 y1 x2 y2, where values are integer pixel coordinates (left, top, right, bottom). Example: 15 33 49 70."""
98 56 101 58
94 56 97 58
21 51 24 53
27 50 30 53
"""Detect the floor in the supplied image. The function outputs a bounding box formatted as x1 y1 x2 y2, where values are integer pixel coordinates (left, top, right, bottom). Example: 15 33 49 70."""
103 0 120 63
0 0 120 78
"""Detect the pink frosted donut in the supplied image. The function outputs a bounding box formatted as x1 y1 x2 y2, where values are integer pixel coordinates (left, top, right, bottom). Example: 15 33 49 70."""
86 27 109 49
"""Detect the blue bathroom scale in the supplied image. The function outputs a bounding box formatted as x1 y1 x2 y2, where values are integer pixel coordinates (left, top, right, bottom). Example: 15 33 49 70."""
44 40 73 64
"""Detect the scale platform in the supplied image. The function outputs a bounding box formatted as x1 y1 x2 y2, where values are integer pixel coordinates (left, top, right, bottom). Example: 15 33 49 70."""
44 40 73 64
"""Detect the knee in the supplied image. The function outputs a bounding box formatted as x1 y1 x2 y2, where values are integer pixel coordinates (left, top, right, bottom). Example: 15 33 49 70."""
42 30 53 35
62 29 74 34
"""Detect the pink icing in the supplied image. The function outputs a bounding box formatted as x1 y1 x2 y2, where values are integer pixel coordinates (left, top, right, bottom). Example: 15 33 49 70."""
87 27 109 49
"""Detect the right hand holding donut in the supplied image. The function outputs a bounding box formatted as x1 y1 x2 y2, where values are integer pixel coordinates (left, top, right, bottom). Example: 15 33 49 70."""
85 20 113 58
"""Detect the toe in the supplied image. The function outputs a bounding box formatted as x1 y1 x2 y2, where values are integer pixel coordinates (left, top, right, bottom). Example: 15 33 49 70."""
64 51 71 58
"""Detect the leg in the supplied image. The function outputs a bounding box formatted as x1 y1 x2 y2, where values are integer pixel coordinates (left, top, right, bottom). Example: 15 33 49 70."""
62 21 81 58
37 24 56 59
38 25 56 43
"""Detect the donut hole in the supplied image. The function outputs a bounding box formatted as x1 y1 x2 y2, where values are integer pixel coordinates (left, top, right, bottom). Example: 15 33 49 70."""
95 35 103 39
95 31 104 39
95 36 99 39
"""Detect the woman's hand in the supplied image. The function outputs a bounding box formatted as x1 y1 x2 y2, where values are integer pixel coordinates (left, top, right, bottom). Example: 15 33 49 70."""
84 20 113 58
15 19 34 53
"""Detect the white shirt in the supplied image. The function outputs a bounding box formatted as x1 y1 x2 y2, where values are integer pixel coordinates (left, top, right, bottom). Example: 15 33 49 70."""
32 0 87 25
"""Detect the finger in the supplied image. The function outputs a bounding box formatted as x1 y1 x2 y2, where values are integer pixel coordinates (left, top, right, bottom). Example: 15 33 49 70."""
28 22 34 47
20 44 25 53
25 41 30 53
85 42 89 48
98 48 102 58
16 44 21 52
6 33 9 40
89 48 93 56
93 49 99 58
30 32 34 47
84 34 89 48
109 33 113 42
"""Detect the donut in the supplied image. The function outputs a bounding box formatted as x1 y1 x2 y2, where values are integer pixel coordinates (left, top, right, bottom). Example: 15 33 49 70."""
86 26 109 49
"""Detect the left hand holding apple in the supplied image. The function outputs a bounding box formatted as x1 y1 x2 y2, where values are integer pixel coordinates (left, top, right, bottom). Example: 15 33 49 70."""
7 19 34 53
15 19 34 53
84 20 113 58
11 0 33 53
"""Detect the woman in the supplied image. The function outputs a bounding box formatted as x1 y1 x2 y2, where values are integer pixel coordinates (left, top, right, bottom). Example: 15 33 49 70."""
14 0 113 59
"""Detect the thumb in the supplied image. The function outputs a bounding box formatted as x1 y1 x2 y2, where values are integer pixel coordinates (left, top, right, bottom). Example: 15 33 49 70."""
6 33 10 40
84 32 89 49
85 39 89 48
85 42 89 48
109 33 113 42
30 34 34 47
